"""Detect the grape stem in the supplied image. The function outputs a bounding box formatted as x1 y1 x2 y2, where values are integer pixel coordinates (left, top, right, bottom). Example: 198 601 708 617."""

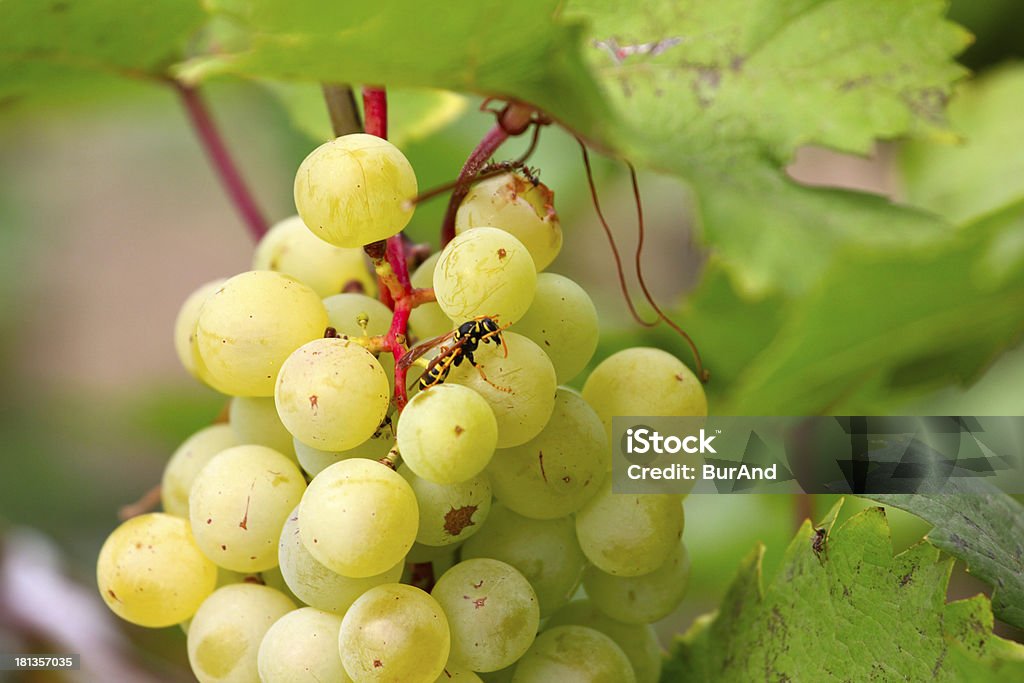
362 86 388 138
439 101 537 246
173 80 269 240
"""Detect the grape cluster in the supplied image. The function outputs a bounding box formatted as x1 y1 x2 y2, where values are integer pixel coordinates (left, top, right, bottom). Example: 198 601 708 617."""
97 132 708 682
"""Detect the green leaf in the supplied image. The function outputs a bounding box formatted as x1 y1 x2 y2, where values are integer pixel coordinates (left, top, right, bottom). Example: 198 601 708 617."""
663 501 1024 681
263 83 468 147
0 0 204 100
177 0 612 141
902 64 1024 224
863 480 1024 630
564 0 970 297
714 199 1024 414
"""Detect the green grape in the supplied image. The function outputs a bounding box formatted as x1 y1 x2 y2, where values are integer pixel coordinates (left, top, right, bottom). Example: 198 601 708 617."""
399 466 492 546
435 661 484 682
254 214 376 297
258 607 351 683
339 583 450 683
510 273 598 383
323 292 393 335
187 583 295 683
293 415 393 477
196 271 329 397
161 424 239 518
260 565 301 605
229 396 297 462
510 626 635 683
278 505 403 614
448 332 556 448
487 388 607 519
455 172 561 271
408 253 453 340
581 347 708 437
299 458 418 578
545 600 662 683
397 383 497 484
276 338 391 451
173 278 231 392
97 513 217 628
583 540 690 624
460 504 585 617
189 445 306 572
574 479 684 577
433 227 537 325
432 558 539 672
294 133 417 248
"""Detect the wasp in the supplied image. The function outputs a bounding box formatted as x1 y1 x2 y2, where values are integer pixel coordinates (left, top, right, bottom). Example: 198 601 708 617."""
399 316 510 392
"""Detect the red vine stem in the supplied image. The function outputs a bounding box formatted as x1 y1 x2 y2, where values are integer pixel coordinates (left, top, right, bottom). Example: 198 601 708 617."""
173 81 268 240
439 102 536 246
440 124 509 246
362 86 388 139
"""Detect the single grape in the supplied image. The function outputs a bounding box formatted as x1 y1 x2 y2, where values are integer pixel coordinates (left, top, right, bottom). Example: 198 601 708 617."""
455 171 561 271
161 424 239 518
339 583 450 683
448 332 556 448
487 388 607 519
432 558 539 672
582 347 707 437
254 214 376 297
97 513 217 628
187 583 295 683
510 626 635 683
461 504 585 616
408 253 453 340
433 227 536 325
294 133 417 248
399 466 492 546
299 458 418 578
275 338 390 451
545 600 662 683
258 607 351 683
189 445 306 572
323 292 393 336
397 383 498 484
293 415 393 477
511 273 598 383
583 540 690 624
278 505 403 615
196 271 329 397
575 479 684 577
173 278 230 391
229 396 297 463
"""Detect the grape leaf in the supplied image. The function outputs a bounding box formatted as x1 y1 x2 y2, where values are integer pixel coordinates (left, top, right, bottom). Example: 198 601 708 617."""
664 501 1024 681
176 0 612 141
0 0 204 100
902 64 1024 224
863 480 1024 630
565 0 970 297
713 197 1024 414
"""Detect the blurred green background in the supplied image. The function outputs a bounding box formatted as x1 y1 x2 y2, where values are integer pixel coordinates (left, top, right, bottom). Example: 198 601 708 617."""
1 1 1022 680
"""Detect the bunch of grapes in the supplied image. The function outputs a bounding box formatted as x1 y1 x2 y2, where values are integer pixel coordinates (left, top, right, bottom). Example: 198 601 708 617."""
96 132 708 683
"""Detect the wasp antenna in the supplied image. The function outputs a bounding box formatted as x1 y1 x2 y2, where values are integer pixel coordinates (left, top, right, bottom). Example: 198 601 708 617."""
576 137 657 328
626 162 708 383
